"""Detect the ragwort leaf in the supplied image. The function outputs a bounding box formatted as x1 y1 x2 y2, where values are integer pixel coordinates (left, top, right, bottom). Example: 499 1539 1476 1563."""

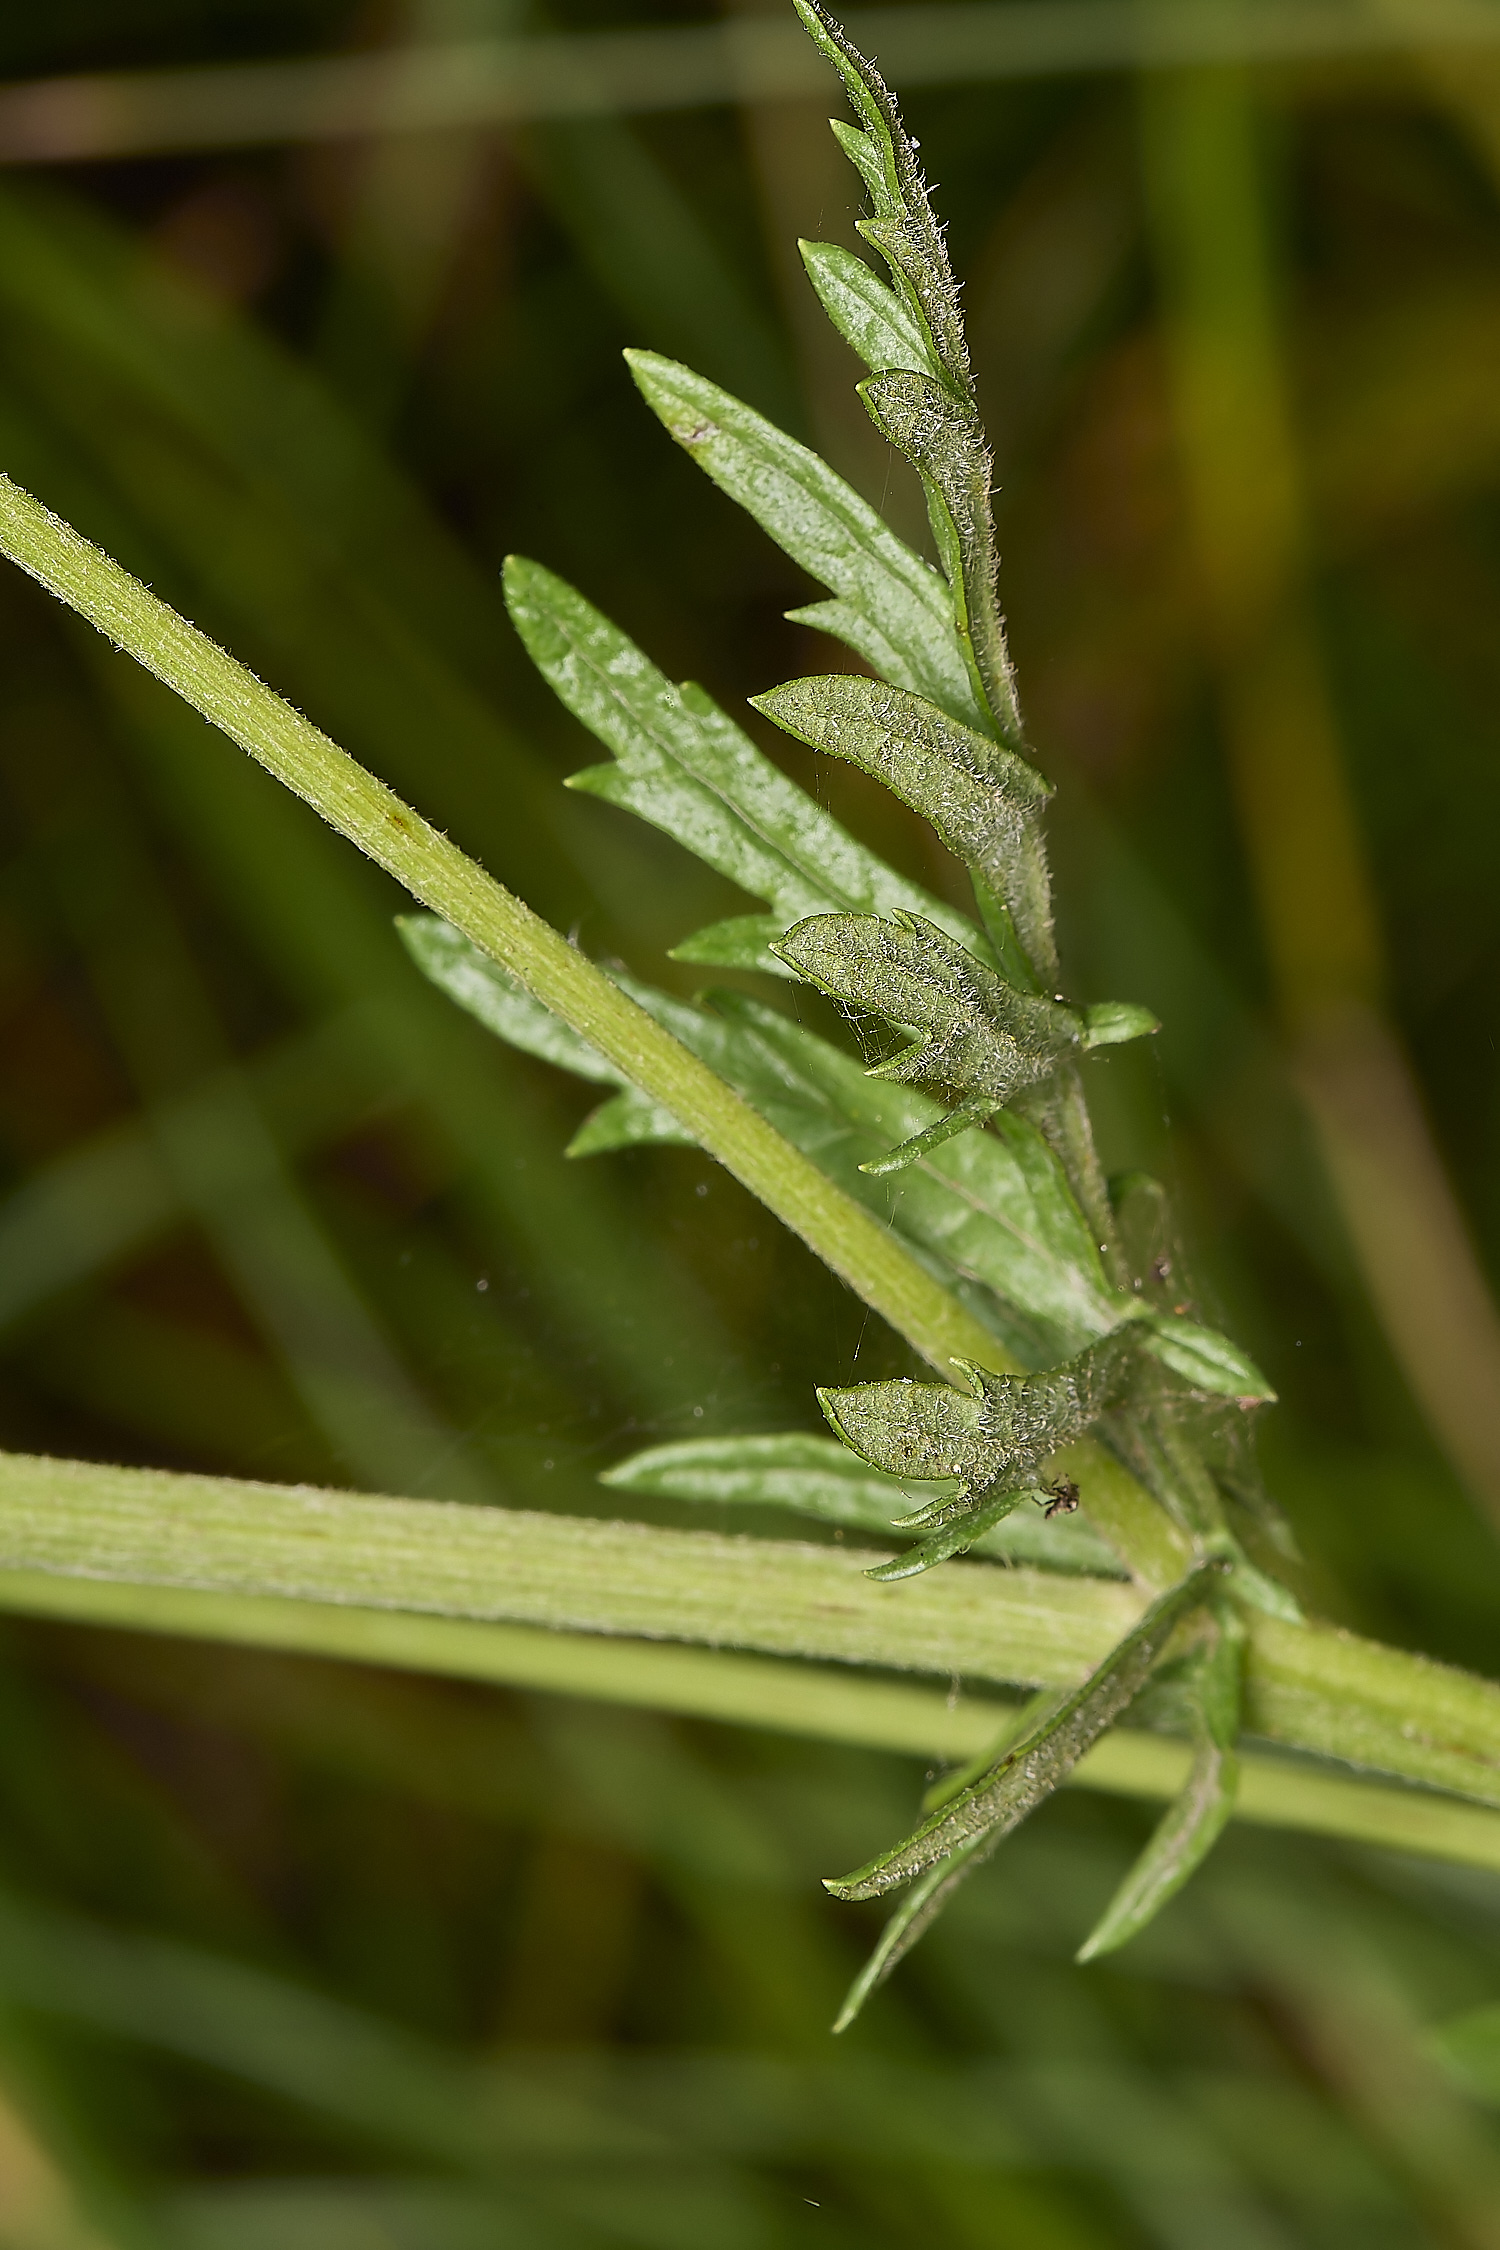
824 1559 1227 1900
602 1430 1126 1575
753 673 1055 981
859 367 1016 741
798 238 937 378
624 351 982 729
503 557 978 973
1082 999 1161 1049
773 912 1078 1103
794 0 971 394
1138 1313 1277 1404
863 1483 1042 1582
402 918 1122 1355
818 1329 1140 1516
1076 1598 1245 1961
565 1087 695 1158
832 1838 988 2033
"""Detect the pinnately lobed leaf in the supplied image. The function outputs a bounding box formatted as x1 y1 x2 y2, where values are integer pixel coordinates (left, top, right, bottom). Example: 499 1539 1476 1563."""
752 673 1056 982
401 921 1124 1357
501 556 982 973
792 0 972 395
0 0 1496 2016
623 350 983 730
773 912 1080 1103
788 1 1025 740
397 0 1288 1978
820 1329 1140 1519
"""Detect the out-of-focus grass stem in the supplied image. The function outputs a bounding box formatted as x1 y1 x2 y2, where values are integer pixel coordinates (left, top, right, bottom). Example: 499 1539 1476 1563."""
1141 58 1500 1532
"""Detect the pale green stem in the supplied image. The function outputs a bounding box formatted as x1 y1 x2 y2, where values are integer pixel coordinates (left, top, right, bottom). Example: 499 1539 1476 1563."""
1 1450 1498 1827
0 471 1180 1583
0 473 990 1380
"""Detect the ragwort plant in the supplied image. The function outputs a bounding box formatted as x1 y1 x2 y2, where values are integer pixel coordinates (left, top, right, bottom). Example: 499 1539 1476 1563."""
0 0 1498 2032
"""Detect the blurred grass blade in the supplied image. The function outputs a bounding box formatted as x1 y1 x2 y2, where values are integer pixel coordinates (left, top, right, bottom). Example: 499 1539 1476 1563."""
4 8 1500 167
1430 2004 1500 2107
521 113 799 429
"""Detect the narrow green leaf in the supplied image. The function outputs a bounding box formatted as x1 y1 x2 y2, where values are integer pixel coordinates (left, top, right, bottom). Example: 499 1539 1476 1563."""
798 238 937 378
602 1432 1127 1576
829 117 888 209
1139 1313 1277 1404
1076 1600 1245 1960
921 1686 1070 1814
668 912 789 973
824 1559 1227 1901
859 366 1017 740
773 912 1078 1103
565 1089 694 1157
603 1430 932 1525
1082 1000 1161 1049
818 1330 1140 1516
858 1094 997 1177
624 350 983 729
795 0 972 396
752 672 1055 978
864 1484 1040 1582
832 1837 989 2033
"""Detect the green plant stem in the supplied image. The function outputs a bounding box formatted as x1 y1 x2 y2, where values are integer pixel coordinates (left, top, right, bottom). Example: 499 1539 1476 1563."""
0 470 1182 1585
8 1556 1500 1890
0 477 969 1371
1 1449 1497 1825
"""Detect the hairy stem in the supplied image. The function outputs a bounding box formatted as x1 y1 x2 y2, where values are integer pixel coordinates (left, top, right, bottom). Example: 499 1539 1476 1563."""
0 1449 1496 1851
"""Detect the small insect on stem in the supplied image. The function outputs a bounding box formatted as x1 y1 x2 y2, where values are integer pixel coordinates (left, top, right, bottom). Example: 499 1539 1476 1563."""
1042 1477 1080 1519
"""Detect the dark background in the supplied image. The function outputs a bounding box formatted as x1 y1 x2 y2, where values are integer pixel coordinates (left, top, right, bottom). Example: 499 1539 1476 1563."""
0 3 1499 2242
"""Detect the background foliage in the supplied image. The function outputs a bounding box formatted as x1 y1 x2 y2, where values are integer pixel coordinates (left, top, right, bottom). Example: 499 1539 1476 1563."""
2 1 1500 2241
